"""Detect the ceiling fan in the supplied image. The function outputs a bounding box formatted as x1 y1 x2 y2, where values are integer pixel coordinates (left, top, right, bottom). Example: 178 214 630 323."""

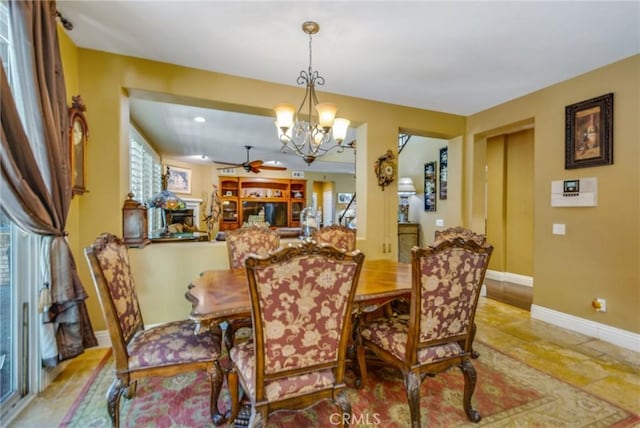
214 145 287 174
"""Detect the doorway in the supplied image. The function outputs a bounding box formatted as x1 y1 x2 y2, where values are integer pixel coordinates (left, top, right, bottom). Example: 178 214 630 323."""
484 128 534 284
312 181 335 226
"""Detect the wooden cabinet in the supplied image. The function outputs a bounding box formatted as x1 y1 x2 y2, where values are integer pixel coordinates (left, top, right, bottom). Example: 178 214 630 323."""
398 222 420 263
290 180 306 227
219 177 239 230
219 177 306 231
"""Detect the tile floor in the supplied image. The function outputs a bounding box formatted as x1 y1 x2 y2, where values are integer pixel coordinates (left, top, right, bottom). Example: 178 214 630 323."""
7 296 640 427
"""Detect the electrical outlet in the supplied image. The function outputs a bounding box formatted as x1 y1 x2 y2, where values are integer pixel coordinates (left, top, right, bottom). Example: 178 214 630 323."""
592 298 606 312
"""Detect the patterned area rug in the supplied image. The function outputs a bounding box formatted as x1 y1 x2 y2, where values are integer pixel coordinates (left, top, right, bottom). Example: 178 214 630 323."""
60 341 638 427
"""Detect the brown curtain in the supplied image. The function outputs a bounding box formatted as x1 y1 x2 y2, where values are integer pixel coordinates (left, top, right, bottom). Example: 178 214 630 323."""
0 0 97 366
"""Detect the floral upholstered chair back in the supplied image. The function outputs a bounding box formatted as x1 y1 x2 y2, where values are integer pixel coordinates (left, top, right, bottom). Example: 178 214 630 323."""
84 233 144 365
227 242 364 425
225 225 280 269
89 234 144 341
249 243 363 376
411 240 492 350
433 226 486 246
312 224 356 252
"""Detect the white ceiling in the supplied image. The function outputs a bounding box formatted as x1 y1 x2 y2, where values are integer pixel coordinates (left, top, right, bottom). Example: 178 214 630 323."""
57 1 640 173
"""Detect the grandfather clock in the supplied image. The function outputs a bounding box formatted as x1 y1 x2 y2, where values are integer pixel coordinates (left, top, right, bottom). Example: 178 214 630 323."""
122 192 150 248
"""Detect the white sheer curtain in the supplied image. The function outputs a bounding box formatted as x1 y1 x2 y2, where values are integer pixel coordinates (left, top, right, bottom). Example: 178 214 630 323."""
3 0 58 364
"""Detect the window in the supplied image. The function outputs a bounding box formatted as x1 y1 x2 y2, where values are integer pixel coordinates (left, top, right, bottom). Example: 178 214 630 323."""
0 2 42 421
129 126 162 235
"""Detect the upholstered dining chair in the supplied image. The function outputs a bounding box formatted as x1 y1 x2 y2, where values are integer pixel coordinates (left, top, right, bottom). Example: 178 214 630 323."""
433 226 487 358
224 224 281 350
225 224 281 269
356 239 493 427
84 233 226 427
312 224 357 252
433 225 486 246
227 242 365 427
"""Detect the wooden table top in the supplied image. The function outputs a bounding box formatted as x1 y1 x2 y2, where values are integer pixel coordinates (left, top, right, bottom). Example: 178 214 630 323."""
186 259 412 323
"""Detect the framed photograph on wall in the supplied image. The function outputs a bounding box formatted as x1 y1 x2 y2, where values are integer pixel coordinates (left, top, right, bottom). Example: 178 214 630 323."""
337 193 354 204
424 161 436 212
166 166 192 194
439 147 448 200
565 93 613 169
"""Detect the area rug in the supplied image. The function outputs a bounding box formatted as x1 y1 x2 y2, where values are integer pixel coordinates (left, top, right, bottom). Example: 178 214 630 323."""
60 341 639 427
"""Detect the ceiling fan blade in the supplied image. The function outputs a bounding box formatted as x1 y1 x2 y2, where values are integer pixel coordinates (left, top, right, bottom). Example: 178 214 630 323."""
259 165 287 171
213 160 242 166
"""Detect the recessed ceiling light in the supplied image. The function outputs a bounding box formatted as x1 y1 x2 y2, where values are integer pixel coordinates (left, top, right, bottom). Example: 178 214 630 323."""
193 116 206 123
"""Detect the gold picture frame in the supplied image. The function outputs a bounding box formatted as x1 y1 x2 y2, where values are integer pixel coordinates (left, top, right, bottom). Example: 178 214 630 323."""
565 93 613 169
166 165 192 194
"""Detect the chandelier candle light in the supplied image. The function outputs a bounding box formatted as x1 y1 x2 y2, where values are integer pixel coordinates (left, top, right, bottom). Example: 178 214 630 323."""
274 21 350 165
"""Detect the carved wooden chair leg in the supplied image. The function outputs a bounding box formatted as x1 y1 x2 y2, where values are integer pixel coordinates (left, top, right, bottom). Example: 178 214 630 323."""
107 378 125 428
471 322 480 359
335 390 351 428
460 359 481 422
355 342 368 389
404 370 421 428
228 368 241 423
209 360 227 426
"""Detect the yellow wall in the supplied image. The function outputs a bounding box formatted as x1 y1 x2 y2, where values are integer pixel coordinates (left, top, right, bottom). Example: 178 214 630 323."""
467 55 640 333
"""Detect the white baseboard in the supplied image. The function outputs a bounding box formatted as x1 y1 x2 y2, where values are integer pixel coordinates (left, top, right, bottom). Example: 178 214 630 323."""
485 270 533 287
531 304 640 352
94 330 111 348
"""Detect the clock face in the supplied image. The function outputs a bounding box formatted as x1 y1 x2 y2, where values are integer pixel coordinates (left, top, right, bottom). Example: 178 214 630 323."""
72 117 84 146
383 163 394 176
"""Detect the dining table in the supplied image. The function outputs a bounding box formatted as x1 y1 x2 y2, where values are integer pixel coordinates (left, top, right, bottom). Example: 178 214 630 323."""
185 259 412 334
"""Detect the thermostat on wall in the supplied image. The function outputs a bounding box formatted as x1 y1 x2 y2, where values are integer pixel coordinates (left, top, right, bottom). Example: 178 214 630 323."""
551 177 597 207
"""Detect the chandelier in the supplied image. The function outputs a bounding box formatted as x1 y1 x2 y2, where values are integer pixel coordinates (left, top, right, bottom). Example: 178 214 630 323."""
274 21 350 165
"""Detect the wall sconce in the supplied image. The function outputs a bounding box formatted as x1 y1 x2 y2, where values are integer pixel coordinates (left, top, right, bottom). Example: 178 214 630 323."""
397 177 416 223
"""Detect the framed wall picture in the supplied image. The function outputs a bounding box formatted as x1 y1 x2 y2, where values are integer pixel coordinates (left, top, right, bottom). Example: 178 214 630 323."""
166 166 192 194
565 93 613 169
424 161 436 212
439 147 448 200
337 193 354 204
69 95 88 196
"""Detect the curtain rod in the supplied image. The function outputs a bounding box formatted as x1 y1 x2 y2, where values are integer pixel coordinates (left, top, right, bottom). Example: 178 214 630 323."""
56 11 73 31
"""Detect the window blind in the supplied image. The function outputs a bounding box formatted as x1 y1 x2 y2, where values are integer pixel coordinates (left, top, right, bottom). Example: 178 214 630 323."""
129 126 161 235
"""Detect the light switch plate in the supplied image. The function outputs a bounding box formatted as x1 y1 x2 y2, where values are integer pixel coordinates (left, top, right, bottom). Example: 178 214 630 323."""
435 219 444 227
552 223 566 235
